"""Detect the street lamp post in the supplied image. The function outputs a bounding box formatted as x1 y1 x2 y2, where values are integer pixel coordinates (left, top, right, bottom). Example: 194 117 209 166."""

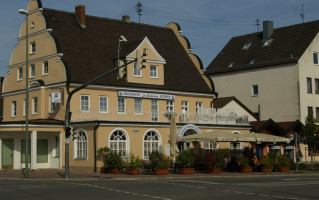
18 8 29 179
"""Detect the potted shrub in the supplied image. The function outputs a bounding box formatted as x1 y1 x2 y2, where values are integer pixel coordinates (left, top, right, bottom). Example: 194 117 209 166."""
177 149 195 174
238 154 253 173
97 147 110 173
277 155 290 172
205 151 224 174
149 151 171 175
126 154 141 175
106 152 123 174
259 156 273 173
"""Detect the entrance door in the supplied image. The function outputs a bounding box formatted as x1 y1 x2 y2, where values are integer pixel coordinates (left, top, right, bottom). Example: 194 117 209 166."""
2 139 14 169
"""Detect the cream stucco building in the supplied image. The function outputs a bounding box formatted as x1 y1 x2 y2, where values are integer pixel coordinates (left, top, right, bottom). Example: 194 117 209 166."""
0 0 257 172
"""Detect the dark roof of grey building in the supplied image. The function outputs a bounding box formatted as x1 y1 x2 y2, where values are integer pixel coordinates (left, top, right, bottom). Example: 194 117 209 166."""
206 20 319 75
41 8 213 94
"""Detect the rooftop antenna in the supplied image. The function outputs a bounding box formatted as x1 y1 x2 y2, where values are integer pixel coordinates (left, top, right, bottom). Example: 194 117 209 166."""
300 0 305 23
256 18 260 32
136 2 142 23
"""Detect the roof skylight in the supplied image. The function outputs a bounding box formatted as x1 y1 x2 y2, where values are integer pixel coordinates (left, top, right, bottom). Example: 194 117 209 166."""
249 58 257 64
228 62 235 68
242 43 251 50
262 39 273 47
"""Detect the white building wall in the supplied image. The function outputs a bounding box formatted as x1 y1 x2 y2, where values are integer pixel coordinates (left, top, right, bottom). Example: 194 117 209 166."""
211 63 300 122
221 100 257 122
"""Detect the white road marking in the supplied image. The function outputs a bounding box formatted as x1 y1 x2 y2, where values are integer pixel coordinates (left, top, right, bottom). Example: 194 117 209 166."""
18 185 47 189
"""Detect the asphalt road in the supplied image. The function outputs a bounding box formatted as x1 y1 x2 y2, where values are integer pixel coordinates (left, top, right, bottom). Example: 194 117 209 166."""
0 175 319 200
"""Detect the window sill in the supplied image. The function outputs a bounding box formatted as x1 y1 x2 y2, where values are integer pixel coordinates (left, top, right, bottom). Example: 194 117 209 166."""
80 111 90 113
74 158 87 161
134 113 143 115
42 74 48 76
251 94 258 97
117 112 126 115
133 75 142 78
99 111 108 114
150 77 158 79
29 52 35 55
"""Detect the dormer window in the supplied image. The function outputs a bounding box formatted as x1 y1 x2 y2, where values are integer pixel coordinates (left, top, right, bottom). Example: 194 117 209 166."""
262 39 273 47
249 58 257 64
242 43 251 50
228 62 235 68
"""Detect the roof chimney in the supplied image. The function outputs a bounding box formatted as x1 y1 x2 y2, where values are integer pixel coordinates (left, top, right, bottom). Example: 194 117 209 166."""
75 5 86 29
263 21 273 41
122 15 131 23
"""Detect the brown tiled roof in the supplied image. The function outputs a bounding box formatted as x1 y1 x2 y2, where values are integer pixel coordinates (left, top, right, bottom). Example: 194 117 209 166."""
206 20 319 74
213 96 258 120
42 8 213 94
250 119 304 136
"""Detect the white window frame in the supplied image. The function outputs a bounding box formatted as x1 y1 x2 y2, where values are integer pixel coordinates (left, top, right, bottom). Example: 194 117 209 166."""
314 52 319 65
32 97 38 114
143 130 161 160
49 95 55 113
134 98 143 115
74 130 88 160
150 65 158 78
43 61 48 75
203 141 219 151
30 64 35 78
30 42 36 54
166 100 174 113
251 85 258 96
109 129 128 157
99 96 108 113
12 101 16 117
181 101 189 116
151 100 159 122
196 102 203 117
133 64 142 77
18 67 23 81
117 97 126 114
80 95 90 112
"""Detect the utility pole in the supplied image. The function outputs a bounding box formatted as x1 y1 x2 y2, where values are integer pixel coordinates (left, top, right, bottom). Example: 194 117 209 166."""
136 2 142 23
300 1 305 23
256 18 260 32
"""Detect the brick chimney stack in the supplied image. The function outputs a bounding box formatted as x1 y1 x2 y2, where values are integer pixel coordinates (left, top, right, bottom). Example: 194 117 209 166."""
75 5 86 28
122 15 131 23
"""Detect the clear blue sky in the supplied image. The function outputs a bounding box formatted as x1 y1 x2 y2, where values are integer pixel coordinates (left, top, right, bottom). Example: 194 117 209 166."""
0 0 318 76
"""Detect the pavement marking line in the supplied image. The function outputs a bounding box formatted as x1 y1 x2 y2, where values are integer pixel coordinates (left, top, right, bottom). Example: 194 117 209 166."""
245 192 255 195
18 185 47 189
170 180 224 185
282 179 299 181
66 182 172 200
0 185 29 188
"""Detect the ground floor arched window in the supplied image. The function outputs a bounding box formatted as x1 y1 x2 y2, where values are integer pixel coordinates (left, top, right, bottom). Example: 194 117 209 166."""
143 130 161 160
74 130 88 160
109 130 128 157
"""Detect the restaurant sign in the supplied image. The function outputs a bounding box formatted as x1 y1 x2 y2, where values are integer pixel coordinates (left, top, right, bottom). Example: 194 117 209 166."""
118 91 175 100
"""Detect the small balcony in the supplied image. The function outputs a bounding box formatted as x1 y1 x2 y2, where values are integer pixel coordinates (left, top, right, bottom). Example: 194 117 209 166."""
71 107 249 126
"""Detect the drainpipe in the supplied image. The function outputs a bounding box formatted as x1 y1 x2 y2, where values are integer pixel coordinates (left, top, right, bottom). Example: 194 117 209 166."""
93 121 100 173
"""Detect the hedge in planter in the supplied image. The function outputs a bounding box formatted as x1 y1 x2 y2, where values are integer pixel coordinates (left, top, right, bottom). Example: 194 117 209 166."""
97 147 110 173
149 151 171 175
177 149 195 174
106 152 123 174
259 156 273 173
126 154 141 175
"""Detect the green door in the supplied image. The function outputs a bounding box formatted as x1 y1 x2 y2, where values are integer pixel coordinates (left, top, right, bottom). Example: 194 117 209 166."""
2 139 13 169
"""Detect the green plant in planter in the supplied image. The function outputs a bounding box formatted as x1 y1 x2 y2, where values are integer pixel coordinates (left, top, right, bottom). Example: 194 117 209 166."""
127 154 142 169
238 154 249 167
277 155 290 168
97 146 110 168
214 151 225 169
106 152 123 169
177 149 195 168
149 151 171 169
259 156 273 168
205 151 224 170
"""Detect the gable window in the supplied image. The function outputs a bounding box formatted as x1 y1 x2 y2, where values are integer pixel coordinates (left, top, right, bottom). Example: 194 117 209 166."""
18 67 23 81
30 42 36 54
314 52 319 65
80 95 90 112
242 43 251 50
99 96 108 113
12 101 17 117
150 65 158 78
33 97 38 114
196 102 203 117
307 77 312 93
143 131 160 160
134 98 142 114
31 22 35 29
43 61 48 75
30 64 35 78
74 130 87 160
110 130 127 157
133 64 142 77
117 97 126 114
151 100 159 122
252 85 258 96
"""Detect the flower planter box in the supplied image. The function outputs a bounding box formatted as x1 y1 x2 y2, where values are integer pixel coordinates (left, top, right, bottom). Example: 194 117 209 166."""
154 169 169 175
261 167 272 173
109 168 121 174
207 168 220 174
279 167 290 172
126 168 139 175
241 167 253 173
181 168 195 175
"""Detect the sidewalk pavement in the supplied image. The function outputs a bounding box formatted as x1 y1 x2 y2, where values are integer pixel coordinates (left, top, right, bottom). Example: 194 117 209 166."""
1 169 319 180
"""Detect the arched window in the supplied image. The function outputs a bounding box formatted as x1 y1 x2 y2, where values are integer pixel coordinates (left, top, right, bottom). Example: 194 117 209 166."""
143 130 160 160
74 130 87 160
109 130 127 157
